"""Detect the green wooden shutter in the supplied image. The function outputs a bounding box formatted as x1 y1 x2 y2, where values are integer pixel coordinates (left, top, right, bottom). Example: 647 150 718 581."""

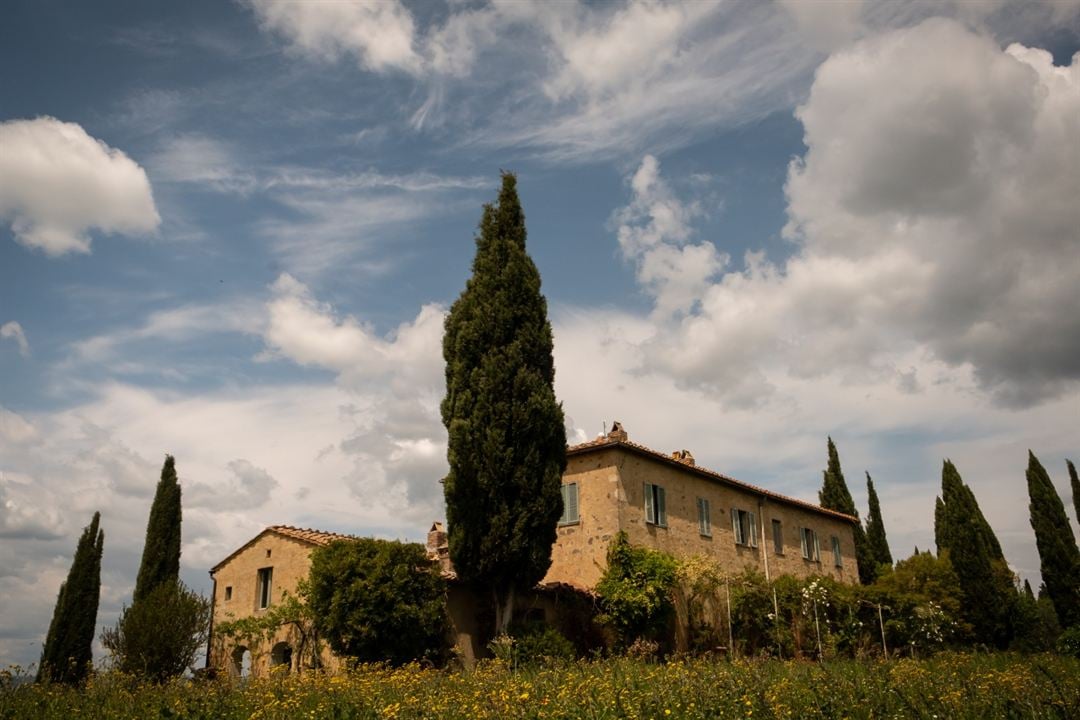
731 508 740 544
749 511 758 548
656 485 666 526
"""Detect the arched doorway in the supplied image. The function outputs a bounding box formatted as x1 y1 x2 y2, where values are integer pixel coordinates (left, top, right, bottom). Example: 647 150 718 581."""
231 646 252 679
270 642 293 673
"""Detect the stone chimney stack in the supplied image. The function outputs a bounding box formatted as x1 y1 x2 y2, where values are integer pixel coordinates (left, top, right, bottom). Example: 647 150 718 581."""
607 420 628 442
671 449 695 466
427 521 447 554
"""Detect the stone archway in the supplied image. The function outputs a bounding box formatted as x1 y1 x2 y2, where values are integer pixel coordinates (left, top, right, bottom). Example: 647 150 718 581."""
270 642 293 673
231 645 252 679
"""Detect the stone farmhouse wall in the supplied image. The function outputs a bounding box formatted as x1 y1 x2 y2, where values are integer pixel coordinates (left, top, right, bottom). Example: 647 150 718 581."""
208 527 347 677
546 427 859 589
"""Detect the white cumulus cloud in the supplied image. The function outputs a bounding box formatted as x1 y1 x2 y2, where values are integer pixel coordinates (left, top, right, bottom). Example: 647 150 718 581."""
0 117 160 255
616 19 1080 408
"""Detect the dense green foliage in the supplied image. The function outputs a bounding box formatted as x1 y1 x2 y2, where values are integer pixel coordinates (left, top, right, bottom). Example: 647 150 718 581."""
492 623 577 667
133 455 182 603
100 580 210 682
818 438 874 584
36 512 104 685
1013 581 1063 652
106 454 200 682
596 531 678 647
864 473 893 574
441 173 566 631
934 460 1016 647
305 539 450 666
5 654 1078 719
1026 451 1080 628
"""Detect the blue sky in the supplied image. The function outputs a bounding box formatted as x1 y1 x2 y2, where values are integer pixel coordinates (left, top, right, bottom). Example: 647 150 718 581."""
1 0 1079 669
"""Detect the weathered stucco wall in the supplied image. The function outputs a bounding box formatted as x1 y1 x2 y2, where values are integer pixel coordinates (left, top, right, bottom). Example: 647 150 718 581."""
544 448 624 589
546 444 859 586
209 532 340 677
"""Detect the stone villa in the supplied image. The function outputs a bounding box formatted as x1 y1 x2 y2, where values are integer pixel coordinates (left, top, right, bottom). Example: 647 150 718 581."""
207 422 858 675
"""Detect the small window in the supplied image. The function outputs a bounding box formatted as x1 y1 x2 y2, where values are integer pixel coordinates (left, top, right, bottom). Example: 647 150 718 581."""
559 483 579 525
644 483 667 526
697 498 711 536
224 586 233 601
772 519 783 555
266 549 272 558
800 528 820 561
831 535 842 567
731 508 758 547
257 567 273 609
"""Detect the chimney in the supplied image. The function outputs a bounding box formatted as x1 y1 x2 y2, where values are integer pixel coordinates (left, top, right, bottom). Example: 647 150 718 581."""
427 521 447 554
607 420 628 442
672 449 695 466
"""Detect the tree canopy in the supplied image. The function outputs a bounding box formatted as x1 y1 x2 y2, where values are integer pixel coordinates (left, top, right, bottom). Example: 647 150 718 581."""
934 459 1015 647
1026 451 1080 628
864 473 893 574
133 455 181 603
818 438 874 584
306 539 450 666
38 512 104 685
441 172 567 632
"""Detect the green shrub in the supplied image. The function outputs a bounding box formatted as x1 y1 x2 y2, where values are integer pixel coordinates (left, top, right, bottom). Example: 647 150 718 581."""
595 532 677 648
305 538 450 666
1057 625 1080 657
505 624 576 666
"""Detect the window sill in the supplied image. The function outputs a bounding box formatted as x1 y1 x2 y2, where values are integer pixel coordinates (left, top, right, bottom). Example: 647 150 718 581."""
699 532 712 538
557 520 580 527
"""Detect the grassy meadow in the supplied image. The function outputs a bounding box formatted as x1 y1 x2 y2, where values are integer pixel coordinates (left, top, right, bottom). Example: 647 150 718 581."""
3 653 1078 720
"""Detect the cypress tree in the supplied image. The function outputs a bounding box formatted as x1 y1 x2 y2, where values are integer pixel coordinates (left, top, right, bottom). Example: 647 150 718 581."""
1026 451 1080 628
818 438 874 584
133 455 182 603
934 459 1015 647
864 472 893 571
441 173 567 634
37 512 104 684
1069 459 1080 529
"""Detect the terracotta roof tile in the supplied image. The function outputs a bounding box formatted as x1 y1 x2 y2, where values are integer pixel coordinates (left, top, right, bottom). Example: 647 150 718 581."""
210 525 357 573
268 525 356 546
567 436 858 524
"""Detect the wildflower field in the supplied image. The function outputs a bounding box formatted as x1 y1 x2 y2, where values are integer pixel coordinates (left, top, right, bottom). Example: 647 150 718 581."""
3 653 1077 720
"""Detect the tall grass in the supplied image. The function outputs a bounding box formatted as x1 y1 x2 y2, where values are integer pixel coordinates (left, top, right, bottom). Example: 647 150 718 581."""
3 653 1077 719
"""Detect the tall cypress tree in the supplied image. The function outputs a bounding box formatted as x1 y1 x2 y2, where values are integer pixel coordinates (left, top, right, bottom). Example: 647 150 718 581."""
864 472 893 570
1069 459 1080 529
133 455 182 603
818 437 874 584
935 459 1015 647
1026 451 1080 628
37 512 104 684
441 173 567 634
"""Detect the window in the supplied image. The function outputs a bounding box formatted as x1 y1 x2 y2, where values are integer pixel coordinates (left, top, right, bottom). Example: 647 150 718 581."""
559 483 579 525
831 535 842 567
257 567 273 609
224 586 233 601
697 498 711 536
800 528 820 561
266 549 272 558
731 508 758 547
644 483 667 526
772 519 784 555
